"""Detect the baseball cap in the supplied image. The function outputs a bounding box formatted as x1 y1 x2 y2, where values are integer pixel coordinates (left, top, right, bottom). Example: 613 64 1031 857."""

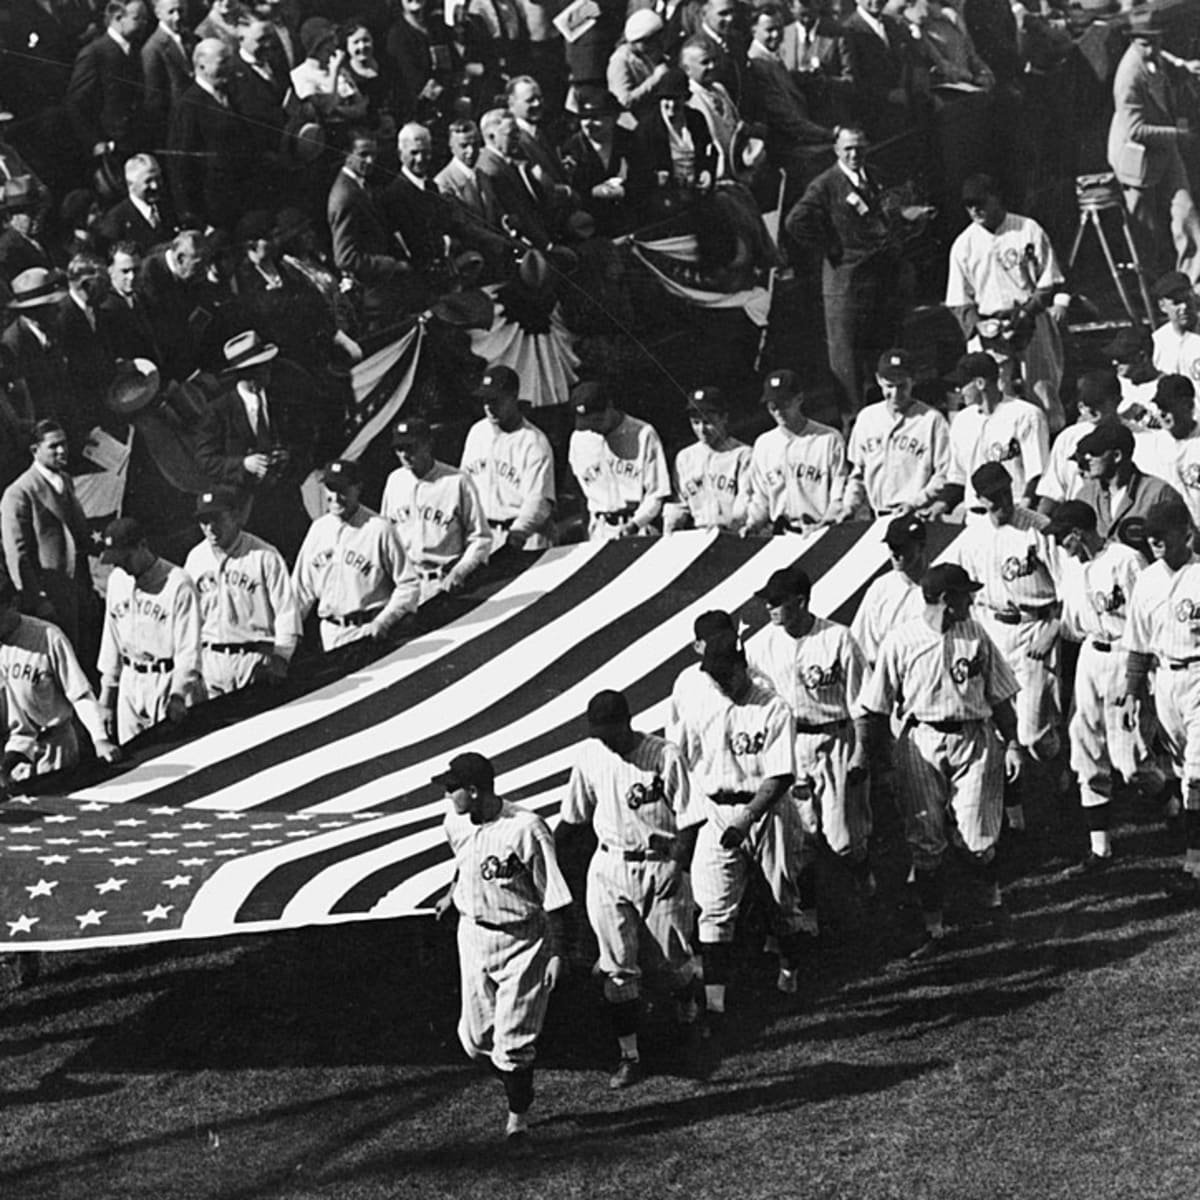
1102 326 1151 363
760 369 802 407
474 365 520 401
920 562 983 601
756 565 811 605
195 487 244 516
1075 369 1122 415
1155 374 1196 411
99 516 145 563
884 514 926 551
1129 11 1165 40
432 751 495 792
693 609 734 641
572 380 609 416
687 386 727 417
971 461 1013 499
961 173 998 205
876 349 914 383
1075 419 1135 460
700 627 746 677
392 415 434 446
1143 497 1192 539
1045 499 1098 541
587 689 630 727
949 351 999 386
1153 270 1192 301
321 459 361 492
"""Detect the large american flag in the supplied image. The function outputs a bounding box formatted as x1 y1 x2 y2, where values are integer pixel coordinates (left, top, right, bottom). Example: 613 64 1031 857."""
0 523 960 953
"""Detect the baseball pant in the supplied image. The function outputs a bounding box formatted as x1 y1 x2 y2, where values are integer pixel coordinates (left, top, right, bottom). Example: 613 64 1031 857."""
1069 642 1142 805
792 724 871 861
318 618 375 652
585 849 697 1004
978 614 1061 760
456 915 553 1073
893 720 1004 871
1152 664 1200 785
115 669 174 745
21 724 80 777
587 516 655 542
201 647 271 698
692 802 805 944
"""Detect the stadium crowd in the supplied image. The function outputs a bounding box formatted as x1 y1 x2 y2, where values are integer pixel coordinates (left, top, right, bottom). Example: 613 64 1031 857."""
6 0 1200 1139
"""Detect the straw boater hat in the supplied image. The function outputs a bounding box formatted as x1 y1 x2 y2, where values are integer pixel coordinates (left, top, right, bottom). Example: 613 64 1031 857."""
105 358 161 417
6 267 68 310
222 329 279 372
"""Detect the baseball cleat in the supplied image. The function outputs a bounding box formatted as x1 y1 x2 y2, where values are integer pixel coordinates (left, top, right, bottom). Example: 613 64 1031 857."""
1063 852 1112 878
609 1056 643 1090
776 966 799 994
905 931 947 964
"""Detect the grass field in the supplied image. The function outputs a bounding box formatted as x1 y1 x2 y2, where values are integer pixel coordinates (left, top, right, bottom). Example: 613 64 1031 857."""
4 783 1200 1200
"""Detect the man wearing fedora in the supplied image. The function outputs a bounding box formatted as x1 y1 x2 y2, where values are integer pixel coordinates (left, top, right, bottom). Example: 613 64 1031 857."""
195 329 314 564
0 269 74 441
0 178 53 287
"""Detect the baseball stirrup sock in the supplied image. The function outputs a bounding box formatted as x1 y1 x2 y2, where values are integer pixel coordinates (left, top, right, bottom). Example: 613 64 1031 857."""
914 865 945 917
796 863 818 911
501 1067 535 1115
609 998 640 1039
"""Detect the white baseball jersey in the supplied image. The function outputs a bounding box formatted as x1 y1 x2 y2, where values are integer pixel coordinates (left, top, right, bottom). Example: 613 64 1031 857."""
673 439 751 530
1119 375 1163 428
945 211 1065 315
1058 542 1144 644
568 414 670 528
0 615 108 765
183 531 301 659
746 420 848 529
1123 554 1200 662
859 613 1019 722
1152 324 1200 382
851 569 926 667
1131 429 1200 528
381 461 493 572
746 617 866 726
460 417 556 540
843 400 951 515
292 505 419 649
667 662 726 772
1037 419 1093 503
948 395 1050 507
561 732 692 850
947 506 1058 613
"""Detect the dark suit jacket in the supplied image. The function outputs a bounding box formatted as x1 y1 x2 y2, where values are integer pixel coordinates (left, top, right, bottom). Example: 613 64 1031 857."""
228 58 287 154
516 124 569 190
141 25 196 140
166 83 246 230
0 229 52 286
746 48 833 157
327 170 402 284
54 295 117 444
66 31 146 154
560 128 636 237
195 385 274 487
0 318 72 430
95 195 178 255
435 159 490 221
136 247 212 380
98 291 161 364
627 108 717 210
3 0 77 116
475 146 552 249
962 0 1021 84
785 160 894 271
1108 44 1184 190
1078 469 1184 542
840 9 914 137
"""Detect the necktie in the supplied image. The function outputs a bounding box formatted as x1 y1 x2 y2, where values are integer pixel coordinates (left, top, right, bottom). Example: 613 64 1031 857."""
147 201 160 228
257 392 271 442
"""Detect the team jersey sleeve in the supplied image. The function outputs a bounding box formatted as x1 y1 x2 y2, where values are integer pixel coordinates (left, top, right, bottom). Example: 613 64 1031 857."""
745 439 771 529
515 434 556 536
559 756 597 826
97 578 123 692
663 742 691 821
981 627 1020 706
171 573 205 705
528 814 573 913
290 525 321 626
946 413 969 488
826 432 849 517
378 518 420 626
842 626 869 711
842 421 867 514
631 427 671 530
944 234 974 309
265 548 302 661
759 698 797 779
856 633 900 717
1023 406 1050 483
456 473 493 576
1121 573 1154 655
924 411 952 507
47 624 109 745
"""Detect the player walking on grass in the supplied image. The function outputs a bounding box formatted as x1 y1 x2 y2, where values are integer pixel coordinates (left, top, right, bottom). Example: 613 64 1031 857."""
556 690 700 1090
433 751 570 1147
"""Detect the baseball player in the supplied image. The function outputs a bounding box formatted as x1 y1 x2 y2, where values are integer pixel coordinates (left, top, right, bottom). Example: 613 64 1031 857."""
746 566 874 946
555 690 699 1089
292 460 419 651
1121 497 1200 894
1047 499 1148 874
432 751 570 1145
1150 271 1200 381
567 381 670 541
382 417 492 603
948 461 1061 834
842 350 951 519
1035 369 1124 516
673 629 806 1016
743 370 849 534
460 366 558 551
940 351 1050 517
668 610 741 744
1106 326 1161 429
858 563 1026 957
182 488 302 698
1133 376 1200 529
96 517 204 745
851 515 931 671
0 571 119 778
668 387 751 533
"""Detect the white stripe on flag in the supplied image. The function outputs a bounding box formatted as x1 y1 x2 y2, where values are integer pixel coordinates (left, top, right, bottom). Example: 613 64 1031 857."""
342 324 423 462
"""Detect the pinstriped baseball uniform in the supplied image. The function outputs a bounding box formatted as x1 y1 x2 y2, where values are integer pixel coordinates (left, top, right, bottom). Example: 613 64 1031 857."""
746 617 871 858
673 674 803 943
1036 420 1092 505
947 505 1061 756
460 417 557 551
858 613 1018 868
850 570 926 669
183 531 301 698
568 414 671 541
1134 430 1200 529
745 420 848 530
673 440 752 531
292 505 419 650
1059 542 1147 801
560 733 697 1003
843 400 951 516
97 557 205 744
1123 554 1200 783
949 397 1050 510
445 799 572 1072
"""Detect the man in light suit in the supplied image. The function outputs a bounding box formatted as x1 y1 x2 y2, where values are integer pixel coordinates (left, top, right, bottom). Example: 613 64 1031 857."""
1107 14 1200 283
779 0 852 127
0 421 96 653
436 120 491 221
142 0 197 145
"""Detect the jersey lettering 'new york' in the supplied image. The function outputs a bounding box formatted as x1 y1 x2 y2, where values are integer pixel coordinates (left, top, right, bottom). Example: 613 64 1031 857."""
568 415 670 515
1059 542 1145 643
1122 556 1200 661
949 398 1049 506
947 508 1057 611
846 401 950 513
460 418 556 525
381 461 491 568
850 571 925 667
674 440 751 529
747 422 846 526
746 616 866 725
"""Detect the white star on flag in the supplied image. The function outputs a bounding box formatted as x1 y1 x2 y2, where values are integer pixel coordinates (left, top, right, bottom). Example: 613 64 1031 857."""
43 815 76 824
216 832 247 840
38 855 69 866
216 812 247 821
179 858 209 866
285 813 315 821
45 838 77 846
78 802 111 812
148 807 180 815
79 828 114 838
78 847 108 855
113 818 147 828
10 796 36 805
250 823 281 830
179 823 211 831
25 879 57 899
7 844 37 852
162 875 192 889
110 857 141 866
183 841 213 848
148 832 178 840
8 825 39 835
143 905 173 923
147 849 175 856
76 909 106 928
95 878 128 894
7 915 38 935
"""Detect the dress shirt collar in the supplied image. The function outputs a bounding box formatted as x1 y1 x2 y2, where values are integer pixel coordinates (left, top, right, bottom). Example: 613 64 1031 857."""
108 26 132 55
195 76 229 106
401 166 428 190
34 460 65 494
856 7 889 42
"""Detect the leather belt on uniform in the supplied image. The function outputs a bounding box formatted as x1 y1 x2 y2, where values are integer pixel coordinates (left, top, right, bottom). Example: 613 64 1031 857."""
1090 639 1113 653
988 603 1056 625
120 655 174 674
710 789 756 806
595 506 636 526
599 842 668 862
204 641 272 655
321 610 378 627
1167 657 1200 671
490 517 515 531
968 506 989 515
795 718 849 735
415 563 449 581
918 718 975 734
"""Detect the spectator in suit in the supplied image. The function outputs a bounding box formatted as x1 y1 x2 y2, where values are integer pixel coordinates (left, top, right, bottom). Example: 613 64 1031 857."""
95 154 177 254
194 0 241 50
3 0 78 119
435 120 490 221
194 330 313 561
385 0 456 127
476 107 553 249
137 228 212 379
0 270 73 436
66 0 151 164
229 15 289 208
56 253 118 448
0 420 97 653
692 0 751 111
607 10 670 115
99 242 161 362
961 0 1022 86
561 88 636 238
681 37 743 179
906 0 994 91
142 0 197 145
841 0 917 140
0 180 53 287
167 37 245 231
779 0 852 127
252 0 299 73
507 76 570 191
